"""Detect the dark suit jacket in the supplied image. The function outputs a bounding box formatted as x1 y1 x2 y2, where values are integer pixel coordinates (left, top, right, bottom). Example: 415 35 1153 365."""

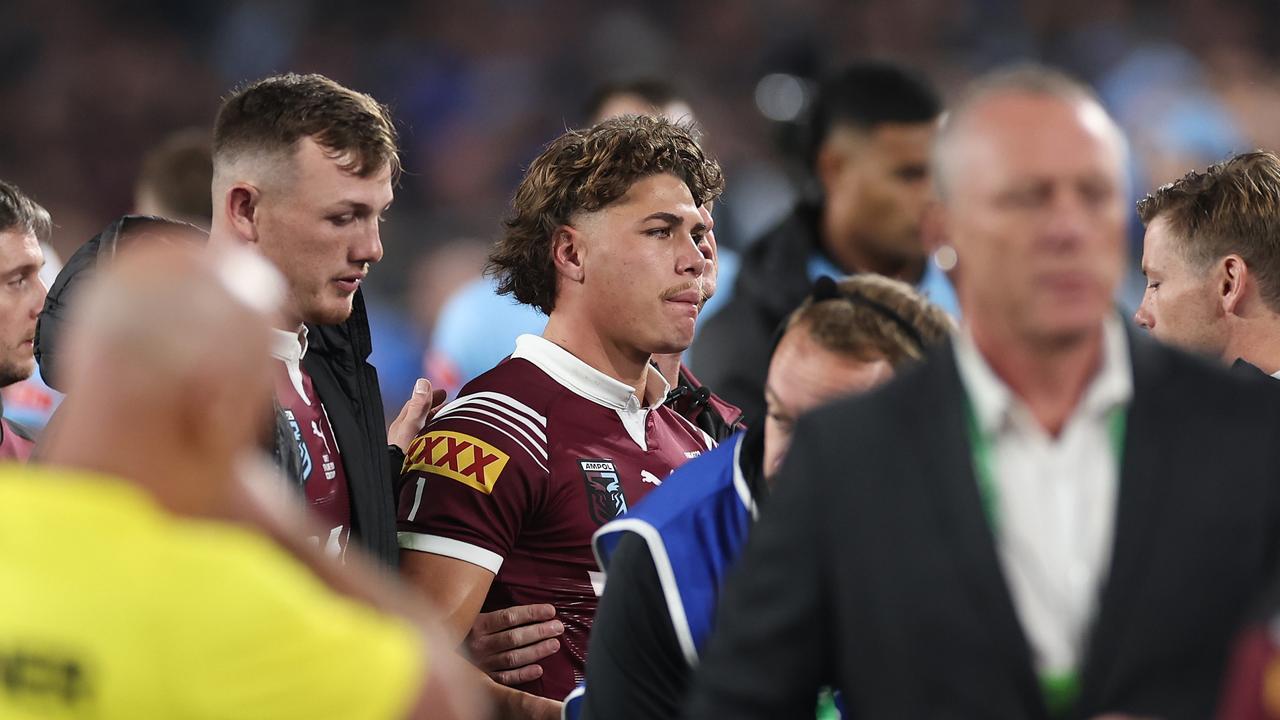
1231 358 1275 383
685 329 1280 720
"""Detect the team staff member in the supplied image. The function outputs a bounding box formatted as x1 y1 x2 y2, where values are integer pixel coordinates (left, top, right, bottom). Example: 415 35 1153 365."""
398 115 723 704
687 65 1280 720
209 73 440 564
1133 151 1280 378
568 275 951 719
2 242 482 720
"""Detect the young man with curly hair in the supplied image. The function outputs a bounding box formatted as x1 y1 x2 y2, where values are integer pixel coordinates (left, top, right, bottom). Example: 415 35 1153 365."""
397 115 723 704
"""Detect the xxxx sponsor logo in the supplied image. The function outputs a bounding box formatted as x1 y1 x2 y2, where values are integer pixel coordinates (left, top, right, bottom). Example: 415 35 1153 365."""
404 430 509 494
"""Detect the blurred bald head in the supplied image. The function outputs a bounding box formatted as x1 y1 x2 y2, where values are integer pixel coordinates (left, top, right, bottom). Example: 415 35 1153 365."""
932 65 1128 202
59 240 285 471
930 64 1130 349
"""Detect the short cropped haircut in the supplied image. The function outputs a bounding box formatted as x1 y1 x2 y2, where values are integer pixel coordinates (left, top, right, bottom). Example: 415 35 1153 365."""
0 180 51 242
213 73 399 180
785 274 952 366
1137 150 1280 311
583 78 683 123
806 61 941 164
136 127 214 224
490 115 725 315
932 64 1124 200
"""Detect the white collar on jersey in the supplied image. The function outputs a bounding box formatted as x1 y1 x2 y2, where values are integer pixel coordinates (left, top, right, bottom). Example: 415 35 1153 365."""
512 334 671 412
269 325 310 364
269 325 312 404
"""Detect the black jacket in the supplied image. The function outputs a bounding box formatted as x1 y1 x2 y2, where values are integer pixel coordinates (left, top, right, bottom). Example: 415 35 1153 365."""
35 216 400 566
689 203 823 425
303 293 402 567
687 329 1280 720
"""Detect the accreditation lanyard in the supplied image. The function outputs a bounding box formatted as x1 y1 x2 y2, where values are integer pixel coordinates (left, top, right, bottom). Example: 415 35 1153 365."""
963 397 1127 719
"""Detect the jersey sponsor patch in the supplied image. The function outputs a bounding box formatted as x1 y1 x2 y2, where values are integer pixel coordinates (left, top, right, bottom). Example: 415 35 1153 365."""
579 458 628 525
404 430 510 494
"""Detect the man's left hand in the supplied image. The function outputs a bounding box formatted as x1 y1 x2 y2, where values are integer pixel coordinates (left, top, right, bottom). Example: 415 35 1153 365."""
389 377 447 452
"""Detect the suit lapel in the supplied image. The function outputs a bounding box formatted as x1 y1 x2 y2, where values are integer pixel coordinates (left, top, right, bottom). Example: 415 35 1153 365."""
1077 330 1172 713
922 349 1048 718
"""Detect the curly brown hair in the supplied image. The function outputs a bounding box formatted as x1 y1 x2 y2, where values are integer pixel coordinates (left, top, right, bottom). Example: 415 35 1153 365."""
213 73 399 181
490 115 725 315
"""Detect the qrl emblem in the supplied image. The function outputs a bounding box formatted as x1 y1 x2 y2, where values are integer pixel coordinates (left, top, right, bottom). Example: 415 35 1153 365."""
579 459 628 525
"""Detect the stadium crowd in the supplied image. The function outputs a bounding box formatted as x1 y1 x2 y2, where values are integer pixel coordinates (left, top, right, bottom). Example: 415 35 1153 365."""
10 3 1280 720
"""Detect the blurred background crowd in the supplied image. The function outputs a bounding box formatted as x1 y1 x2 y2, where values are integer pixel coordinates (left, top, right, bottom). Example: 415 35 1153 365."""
4 0 1280 417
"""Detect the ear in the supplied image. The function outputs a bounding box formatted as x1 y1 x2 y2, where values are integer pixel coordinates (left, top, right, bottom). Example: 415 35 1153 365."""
223 183 262 245
1221 254 1248 315
815 140 848 196
551 225 585 284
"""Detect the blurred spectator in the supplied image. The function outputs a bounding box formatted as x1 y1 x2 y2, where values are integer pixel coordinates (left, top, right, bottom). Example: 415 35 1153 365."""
133 126 215 227
583 78 696 126
691 61 951 426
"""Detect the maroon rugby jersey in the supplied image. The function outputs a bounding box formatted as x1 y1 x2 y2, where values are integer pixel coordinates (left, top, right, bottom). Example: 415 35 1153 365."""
397 334 713 700
0 418 33 461
271 328 351 557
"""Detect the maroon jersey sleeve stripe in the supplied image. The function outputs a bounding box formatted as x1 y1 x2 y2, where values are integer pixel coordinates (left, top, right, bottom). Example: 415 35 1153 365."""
436 396 548 459
431 412 549 474
436 390 547 431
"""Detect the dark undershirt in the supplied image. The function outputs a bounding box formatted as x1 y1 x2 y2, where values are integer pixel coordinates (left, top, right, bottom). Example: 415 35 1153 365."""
580 532 687 720
581 426 768 719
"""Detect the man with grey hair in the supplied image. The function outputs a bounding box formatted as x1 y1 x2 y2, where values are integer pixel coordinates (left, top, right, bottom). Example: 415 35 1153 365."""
685 65 1280 719
0 180 49 460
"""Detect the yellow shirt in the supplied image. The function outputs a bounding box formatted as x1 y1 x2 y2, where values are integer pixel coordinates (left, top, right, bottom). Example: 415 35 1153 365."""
0 467 424 720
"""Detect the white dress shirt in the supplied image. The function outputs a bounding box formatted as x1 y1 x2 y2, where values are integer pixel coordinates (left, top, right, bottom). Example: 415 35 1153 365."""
952 316 1133 679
